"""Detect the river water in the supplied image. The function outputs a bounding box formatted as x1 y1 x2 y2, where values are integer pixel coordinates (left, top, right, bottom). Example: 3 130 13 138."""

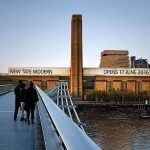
77 107 150 150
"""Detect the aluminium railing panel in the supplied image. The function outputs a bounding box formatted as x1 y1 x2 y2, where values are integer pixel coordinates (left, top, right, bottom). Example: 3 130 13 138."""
0 84 14 95
35 85 100 150
37 94 64 150
46 81 85 130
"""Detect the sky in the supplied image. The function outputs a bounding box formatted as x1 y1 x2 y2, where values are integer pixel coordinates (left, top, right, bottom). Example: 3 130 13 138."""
0 0 150 73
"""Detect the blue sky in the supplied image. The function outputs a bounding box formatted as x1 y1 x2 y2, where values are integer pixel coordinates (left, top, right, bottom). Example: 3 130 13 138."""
0 0 150 72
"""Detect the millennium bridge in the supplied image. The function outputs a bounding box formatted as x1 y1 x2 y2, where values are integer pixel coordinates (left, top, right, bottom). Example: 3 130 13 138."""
0 82 100 150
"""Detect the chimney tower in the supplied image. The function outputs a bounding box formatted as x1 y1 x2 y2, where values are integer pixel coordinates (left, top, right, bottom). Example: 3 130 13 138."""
70 14 83 97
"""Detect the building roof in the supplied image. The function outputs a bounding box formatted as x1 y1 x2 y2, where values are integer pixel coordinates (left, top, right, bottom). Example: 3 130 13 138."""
101 50 129 56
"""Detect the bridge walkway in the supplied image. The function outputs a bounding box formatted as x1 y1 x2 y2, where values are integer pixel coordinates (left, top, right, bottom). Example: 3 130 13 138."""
0 92 45 150
0 84 100 150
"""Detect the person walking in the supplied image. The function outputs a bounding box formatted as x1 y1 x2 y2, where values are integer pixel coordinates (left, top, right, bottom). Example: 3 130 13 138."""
20 83 26 121
25 81 38 125
14 80 22 121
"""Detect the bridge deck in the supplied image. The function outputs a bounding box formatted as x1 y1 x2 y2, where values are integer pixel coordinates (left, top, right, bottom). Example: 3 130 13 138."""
0 92 45 150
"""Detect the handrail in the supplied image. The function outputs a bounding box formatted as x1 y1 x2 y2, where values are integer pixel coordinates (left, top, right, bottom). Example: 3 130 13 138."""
0 84 12 87
35 85 100 150
46 81 85 130
37 93 64 150
0 84 14 95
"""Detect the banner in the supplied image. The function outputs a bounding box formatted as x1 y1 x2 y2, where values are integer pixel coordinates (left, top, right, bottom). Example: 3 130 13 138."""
84 68 150 76
8 67 150 76
8 67 70 76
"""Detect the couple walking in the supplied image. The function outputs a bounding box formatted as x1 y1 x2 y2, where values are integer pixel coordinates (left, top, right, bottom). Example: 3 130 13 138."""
14 80 39 125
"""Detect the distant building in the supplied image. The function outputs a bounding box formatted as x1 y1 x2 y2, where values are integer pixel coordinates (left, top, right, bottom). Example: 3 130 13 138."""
99 50 130 68
131 56 149 68
0 15 150 98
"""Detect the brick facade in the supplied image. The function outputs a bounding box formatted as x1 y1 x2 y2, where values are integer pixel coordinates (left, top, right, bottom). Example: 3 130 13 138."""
70 14 83 96
94 76 150 92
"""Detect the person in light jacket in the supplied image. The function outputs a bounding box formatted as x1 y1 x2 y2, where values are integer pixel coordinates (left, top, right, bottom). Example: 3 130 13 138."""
20 83 26 121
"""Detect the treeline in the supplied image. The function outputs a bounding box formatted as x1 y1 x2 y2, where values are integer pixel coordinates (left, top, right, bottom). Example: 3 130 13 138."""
86 90 150 103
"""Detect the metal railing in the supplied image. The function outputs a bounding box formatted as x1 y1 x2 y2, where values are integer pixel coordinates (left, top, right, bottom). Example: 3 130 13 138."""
0 84 14 95
35 84 100 150
46 81 85 130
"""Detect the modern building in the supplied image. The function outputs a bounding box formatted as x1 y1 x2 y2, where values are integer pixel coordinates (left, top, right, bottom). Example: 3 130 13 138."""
100 50 130 68
0 14 150 98
131 56 149 68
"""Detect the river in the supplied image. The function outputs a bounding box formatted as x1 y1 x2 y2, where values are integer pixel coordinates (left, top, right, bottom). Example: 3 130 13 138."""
77 107 150 150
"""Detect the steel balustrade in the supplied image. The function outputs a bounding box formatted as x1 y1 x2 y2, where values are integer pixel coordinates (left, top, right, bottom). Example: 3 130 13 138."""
37 92 64 150
0 84 14 95
47 81 85 130
35 84 100 150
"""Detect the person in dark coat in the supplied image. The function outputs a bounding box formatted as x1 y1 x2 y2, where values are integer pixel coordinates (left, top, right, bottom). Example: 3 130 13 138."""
25 81 38 125
14 80 23 121
20 83 26 121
